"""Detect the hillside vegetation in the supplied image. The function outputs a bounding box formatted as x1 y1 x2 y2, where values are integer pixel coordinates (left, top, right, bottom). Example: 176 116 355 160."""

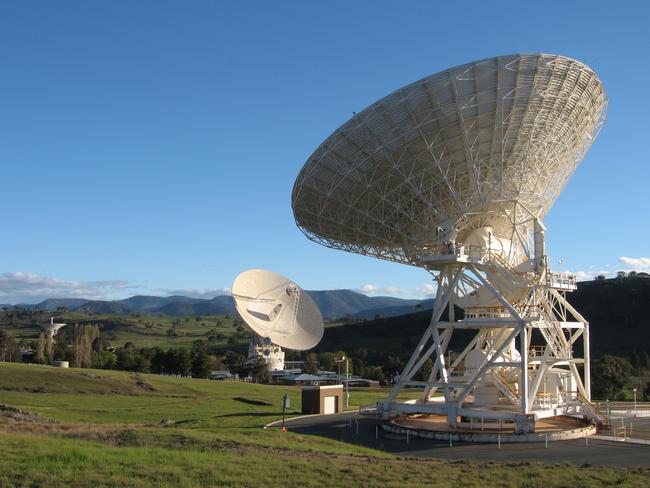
318 277 650 360
0 310 249 350
569 277 650 356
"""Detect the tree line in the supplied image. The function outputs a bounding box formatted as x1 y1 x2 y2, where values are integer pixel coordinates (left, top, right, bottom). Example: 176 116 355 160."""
1 324 649 399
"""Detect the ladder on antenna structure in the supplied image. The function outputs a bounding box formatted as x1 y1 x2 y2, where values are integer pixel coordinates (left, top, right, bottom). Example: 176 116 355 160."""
485 251 518 275
487 252 571 360
539 291 573 359
291 288 300 330
491 369 521 407
537 323 567 358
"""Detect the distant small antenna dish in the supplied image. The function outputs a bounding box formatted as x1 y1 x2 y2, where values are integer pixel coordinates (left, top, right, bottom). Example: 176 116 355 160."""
43 317 67 341
232 269 324 351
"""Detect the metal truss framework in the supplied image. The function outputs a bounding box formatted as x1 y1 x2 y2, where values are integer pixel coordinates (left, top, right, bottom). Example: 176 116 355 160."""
292 54 607 266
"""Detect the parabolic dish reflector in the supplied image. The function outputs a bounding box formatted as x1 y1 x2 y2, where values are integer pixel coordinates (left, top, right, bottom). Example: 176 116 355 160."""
231 269 324 350
292 53 607 265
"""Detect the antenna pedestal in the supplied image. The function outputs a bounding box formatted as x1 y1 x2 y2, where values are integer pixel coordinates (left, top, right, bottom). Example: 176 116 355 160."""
247 339 285 372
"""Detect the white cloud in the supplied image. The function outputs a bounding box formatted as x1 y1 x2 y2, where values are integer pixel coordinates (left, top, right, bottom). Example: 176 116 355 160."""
573 270 612 282
0 271 140 304
357 284 409 296
416 283 438 297
618 256 650 271
154 287 231 299
357 283 437 299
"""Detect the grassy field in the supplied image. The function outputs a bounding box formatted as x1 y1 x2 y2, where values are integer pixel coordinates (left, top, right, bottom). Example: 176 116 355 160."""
0 362 648 487
0 311 248 350
94 313 242 349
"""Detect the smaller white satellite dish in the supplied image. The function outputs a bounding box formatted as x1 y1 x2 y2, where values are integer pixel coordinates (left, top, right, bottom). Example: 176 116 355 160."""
43 317 67 341
232 269 324 350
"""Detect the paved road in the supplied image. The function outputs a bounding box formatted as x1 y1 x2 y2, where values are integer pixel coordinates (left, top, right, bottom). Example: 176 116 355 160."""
282 412 650 468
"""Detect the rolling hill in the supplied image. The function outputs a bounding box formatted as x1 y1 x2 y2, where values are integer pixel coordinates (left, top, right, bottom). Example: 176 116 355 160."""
8 290 433 320
567 276 650 356
21 298 90 311
306 290 428 319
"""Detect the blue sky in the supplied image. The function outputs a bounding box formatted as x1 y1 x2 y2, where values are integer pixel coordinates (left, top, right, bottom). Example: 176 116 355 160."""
1 1 649 303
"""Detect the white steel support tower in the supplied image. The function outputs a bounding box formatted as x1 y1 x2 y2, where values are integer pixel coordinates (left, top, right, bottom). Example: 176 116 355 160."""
379 217 606 433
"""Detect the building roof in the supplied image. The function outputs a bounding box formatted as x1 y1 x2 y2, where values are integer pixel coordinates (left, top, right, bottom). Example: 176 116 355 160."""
283 373 327 382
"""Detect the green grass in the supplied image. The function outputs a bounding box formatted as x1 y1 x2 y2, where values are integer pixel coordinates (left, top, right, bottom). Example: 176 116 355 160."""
0 362 648 487
1 431 648 488
0 363 301 426
0 363 410 427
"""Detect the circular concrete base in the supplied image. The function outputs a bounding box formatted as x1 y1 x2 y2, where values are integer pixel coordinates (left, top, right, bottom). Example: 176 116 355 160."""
383 414 595 443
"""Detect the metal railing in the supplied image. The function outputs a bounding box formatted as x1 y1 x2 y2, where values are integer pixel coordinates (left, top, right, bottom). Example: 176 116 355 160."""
419 241 578 289
595 401 650 416
464 306 511 319
546 271 577 290
358 404 379 416
448 366 466 377
528 345 546 357
418 242 511 264
615 424 627 438
532 392 561 409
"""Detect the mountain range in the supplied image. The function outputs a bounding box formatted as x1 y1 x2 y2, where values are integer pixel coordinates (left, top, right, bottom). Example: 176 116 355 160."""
4 290 433 321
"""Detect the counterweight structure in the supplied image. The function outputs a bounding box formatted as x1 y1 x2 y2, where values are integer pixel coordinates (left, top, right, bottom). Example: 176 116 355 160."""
292 54 608 433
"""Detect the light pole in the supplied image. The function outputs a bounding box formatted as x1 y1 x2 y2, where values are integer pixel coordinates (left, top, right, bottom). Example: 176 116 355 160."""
335 356 345 385
633 388 637 416
281 393 290 432
345 357 349 408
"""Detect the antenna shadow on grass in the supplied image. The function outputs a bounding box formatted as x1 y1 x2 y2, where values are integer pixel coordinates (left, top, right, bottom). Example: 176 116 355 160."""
232 397 273 406
211 412 283 419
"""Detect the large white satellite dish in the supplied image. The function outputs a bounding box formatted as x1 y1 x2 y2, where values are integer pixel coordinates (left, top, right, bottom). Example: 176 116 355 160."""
291 53 610 437
232 269 324 370
292 53 606 268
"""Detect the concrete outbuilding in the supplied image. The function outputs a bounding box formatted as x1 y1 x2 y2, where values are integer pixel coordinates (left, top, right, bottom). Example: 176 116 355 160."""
301 385 344 414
